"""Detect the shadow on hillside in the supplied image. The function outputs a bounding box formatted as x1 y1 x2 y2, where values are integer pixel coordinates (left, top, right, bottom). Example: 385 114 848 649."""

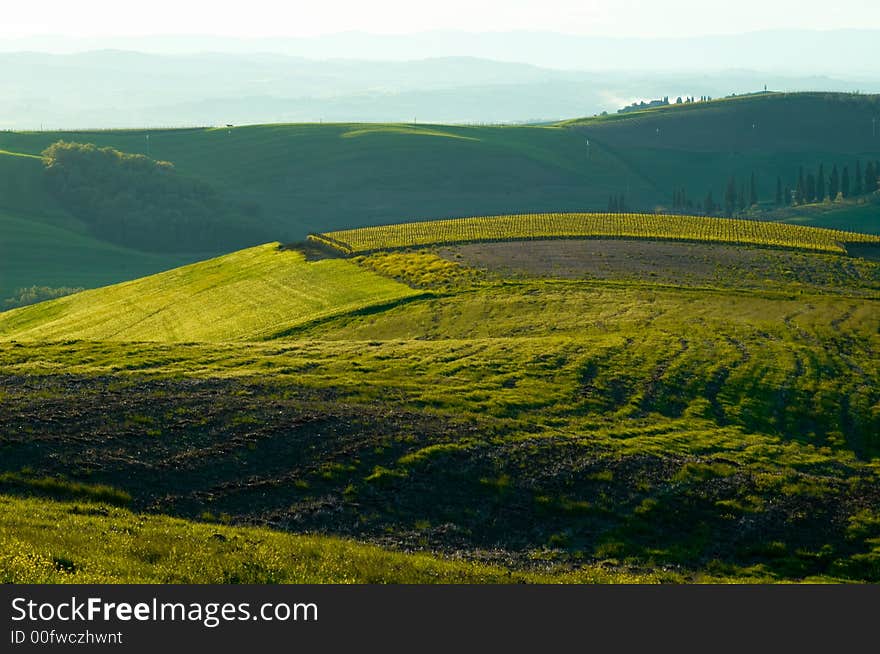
281 241 345 261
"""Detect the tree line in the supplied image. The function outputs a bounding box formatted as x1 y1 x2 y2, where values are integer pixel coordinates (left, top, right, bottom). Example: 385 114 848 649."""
42 141 268 253
671 174 757 217
671 159 879 216
778 160 880 206
3 285 84 309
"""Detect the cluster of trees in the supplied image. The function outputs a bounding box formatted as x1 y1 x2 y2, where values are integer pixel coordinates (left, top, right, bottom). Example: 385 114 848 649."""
3 285 84 309
671 159 879 217
777 160 880 206
673 173 759 216
42 141 266 252
674 96 711 104
672 187 694 211
618 94 716 114
722 173 759 216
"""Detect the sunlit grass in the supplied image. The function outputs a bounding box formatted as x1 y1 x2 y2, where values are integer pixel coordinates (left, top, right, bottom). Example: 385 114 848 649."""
0 495 659 584
0 244 419 342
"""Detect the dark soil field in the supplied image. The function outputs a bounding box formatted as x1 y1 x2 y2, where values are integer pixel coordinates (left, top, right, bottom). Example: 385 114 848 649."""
438 239 880 293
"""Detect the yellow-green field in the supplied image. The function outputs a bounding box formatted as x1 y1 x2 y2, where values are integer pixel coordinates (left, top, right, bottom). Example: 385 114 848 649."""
312 212 880 255
0 243 420 342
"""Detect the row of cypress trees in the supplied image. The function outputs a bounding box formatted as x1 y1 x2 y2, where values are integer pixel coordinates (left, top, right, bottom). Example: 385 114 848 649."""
671 160 879 215
777 160 879 206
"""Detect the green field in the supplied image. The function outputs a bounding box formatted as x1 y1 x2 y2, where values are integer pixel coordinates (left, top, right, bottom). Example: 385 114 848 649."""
0 209 207 301
2 213 879 583
313 212 880 255
0 243 419 341
775 197 880 234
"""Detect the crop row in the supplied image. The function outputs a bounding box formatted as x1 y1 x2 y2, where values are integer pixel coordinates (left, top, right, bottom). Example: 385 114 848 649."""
311 212 880 255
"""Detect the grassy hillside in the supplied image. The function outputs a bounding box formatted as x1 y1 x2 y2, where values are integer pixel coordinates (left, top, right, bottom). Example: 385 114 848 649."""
0 209 206 301
7 217 877 343
0 123 654 238
774 197 880 235
0 123 648 299
5 96 875 240
0 150 212 301
563 93 880 153
0 243 419 341
1 94 878 301
1 495 656 584
565 93 880 231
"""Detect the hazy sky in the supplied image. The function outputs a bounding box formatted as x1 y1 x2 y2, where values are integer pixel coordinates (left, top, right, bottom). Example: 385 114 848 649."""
3 0 879 38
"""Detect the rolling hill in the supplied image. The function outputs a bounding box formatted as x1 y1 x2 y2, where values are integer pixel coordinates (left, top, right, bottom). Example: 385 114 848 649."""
3 187 880 586
566 92 880 232
0 243 419 342
564 92 880 153
1 92 878 306
0 122 653 235
0 150 212 300
1 217 879 583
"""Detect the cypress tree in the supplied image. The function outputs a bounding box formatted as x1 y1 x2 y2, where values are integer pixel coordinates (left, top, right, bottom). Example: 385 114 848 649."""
749 172 758 206
795 167 805 204
725 176 737 215
842 166 850 198
806 173 816 203
830 165 840 199
817 163 825 201
854 161 863 196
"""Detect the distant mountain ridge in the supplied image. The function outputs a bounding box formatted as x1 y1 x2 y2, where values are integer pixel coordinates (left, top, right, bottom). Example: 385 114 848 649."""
3 29 879 74
1 48 878 129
